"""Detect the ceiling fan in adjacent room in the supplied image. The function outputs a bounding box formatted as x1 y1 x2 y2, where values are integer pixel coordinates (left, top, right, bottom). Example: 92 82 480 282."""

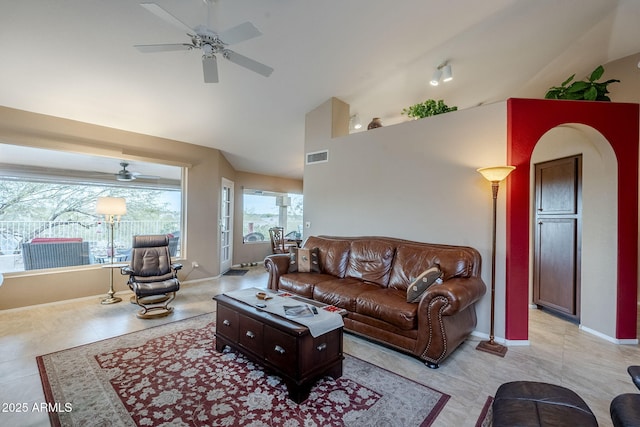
114 162 159 182
134 1 274 83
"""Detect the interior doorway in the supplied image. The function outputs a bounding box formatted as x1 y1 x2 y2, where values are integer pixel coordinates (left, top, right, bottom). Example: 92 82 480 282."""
220 178 234 273
527 123 621 342
533 155 582 322
506 99 638 342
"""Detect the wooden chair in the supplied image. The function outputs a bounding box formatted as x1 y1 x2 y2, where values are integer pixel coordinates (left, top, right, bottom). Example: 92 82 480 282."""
268 227 296 254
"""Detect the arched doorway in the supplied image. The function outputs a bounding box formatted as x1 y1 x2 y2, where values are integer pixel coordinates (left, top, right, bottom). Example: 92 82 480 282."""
531 125 618 335
505 98 639 342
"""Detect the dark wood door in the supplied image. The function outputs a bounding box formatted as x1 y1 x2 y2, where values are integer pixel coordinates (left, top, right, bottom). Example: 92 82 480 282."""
533 155 582 320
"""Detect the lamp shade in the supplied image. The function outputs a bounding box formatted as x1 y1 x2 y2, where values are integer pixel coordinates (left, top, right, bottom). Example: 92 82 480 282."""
96 197 127 215
477 166 516 182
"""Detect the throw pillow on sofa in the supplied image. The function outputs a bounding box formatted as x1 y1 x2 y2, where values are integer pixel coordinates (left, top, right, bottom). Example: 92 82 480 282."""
289 247 320 273
407 264 443 303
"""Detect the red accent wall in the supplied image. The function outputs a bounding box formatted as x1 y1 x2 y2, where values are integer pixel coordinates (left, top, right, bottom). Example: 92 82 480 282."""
506 98 639 340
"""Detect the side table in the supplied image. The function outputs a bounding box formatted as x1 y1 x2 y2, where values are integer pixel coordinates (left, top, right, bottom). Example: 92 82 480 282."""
100 263 128 304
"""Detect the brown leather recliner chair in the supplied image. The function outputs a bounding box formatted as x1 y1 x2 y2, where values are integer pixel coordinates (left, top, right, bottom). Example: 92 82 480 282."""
120 235 182 319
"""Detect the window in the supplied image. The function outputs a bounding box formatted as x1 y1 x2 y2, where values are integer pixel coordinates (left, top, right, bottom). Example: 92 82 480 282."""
242 189 303 243
0 145 182 273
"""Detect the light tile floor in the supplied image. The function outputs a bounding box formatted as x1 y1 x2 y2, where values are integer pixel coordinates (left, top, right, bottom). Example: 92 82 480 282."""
0 267 637 426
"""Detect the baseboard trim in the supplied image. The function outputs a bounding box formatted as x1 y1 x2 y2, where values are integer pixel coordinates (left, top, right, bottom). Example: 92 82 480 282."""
579 324 639 345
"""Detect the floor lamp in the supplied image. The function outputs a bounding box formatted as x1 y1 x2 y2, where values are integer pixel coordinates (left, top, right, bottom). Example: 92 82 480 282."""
96 196 127 305
476 166 515 357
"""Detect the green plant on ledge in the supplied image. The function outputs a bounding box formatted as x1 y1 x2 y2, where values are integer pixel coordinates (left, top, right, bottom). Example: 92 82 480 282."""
401 99 458 119
544 65 620 101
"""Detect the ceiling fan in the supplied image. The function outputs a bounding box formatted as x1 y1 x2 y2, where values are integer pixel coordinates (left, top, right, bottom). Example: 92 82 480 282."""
115 162 159 182
134 1 274 83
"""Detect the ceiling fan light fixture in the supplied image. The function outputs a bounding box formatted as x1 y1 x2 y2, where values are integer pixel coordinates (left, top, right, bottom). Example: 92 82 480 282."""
116 174 134 182
136 2 272 83
202 43 214 56
116 162 136 181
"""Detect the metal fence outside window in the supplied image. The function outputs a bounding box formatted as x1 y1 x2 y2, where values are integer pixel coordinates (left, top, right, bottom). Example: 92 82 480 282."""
0 220 180 272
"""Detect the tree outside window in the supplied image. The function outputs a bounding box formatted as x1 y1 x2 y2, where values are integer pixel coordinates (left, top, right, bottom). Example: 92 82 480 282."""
0 178 181 273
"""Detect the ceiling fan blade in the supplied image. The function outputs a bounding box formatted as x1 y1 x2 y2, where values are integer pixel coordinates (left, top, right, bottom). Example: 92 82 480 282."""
203 56 219 83
224 50 273 77
218 22 262 45
132 173 160 180
140 2 194 34
134 43 192 53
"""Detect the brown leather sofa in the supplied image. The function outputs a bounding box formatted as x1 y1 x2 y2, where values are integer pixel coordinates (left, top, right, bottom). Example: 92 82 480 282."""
264 236 486 368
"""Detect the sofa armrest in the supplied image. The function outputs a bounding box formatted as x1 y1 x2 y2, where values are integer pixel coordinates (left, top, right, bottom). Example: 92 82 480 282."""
416 277 486 366
264 254 291 290
420 277 486 316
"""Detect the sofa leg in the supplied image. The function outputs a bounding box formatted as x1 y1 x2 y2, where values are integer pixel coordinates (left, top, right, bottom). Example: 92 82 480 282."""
425 361 439 369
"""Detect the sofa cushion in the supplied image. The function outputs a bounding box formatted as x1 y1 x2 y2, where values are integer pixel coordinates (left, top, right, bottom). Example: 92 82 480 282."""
279 273 335 298
345 240 395 286
288 247 320 273
388 244 475 290
356 288 417 330
407 265 442 303
313 278 380 312
303 237 351 278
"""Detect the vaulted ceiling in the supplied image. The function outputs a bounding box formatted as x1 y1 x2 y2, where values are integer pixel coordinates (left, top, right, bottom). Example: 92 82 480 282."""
1 0 639 179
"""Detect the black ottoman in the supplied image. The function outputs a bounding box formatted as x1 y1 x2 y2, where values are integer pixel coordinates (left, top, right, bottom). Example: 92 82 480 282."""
610 393 640 427
627 366 640 390
493 381 598 426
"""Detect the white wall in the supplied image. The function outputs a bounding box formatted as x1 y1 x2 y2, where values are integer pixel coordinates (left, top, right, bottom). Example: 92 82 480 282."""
304 98 509 338
304 96 625 342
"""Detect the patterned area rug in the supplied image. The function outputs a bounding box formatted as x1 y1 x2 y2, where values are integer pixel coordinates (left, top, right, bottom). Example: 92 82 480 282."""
475 396 493 427
37 313 449 426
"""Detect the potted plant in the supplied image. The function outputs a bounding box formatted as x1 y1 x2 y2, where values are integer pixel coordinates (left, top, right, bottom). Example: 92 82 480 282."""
544 65 619 101
401 99 457 119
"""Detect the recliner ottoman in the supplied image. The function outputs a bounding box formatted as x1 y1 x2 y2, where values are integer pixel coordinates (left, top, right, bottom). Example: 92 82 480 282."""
492 381 598 426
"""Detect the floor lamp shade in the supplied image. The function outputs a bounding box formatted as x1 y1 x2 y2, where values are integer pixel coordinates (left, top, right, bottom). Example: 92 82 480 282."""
477 166 515 183
96 197 127 218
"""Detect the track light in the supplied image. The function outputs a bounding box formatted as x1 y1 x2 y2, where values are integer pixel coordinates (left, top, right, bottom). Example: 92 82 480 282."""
430 69 442 86
442 64 453 82
430 61 453 86
350 114 362 131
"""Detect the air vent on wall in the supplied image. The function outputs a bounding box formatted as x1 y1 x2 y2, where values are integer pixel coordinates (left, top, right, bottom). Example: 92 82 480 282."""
306 150 329 165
